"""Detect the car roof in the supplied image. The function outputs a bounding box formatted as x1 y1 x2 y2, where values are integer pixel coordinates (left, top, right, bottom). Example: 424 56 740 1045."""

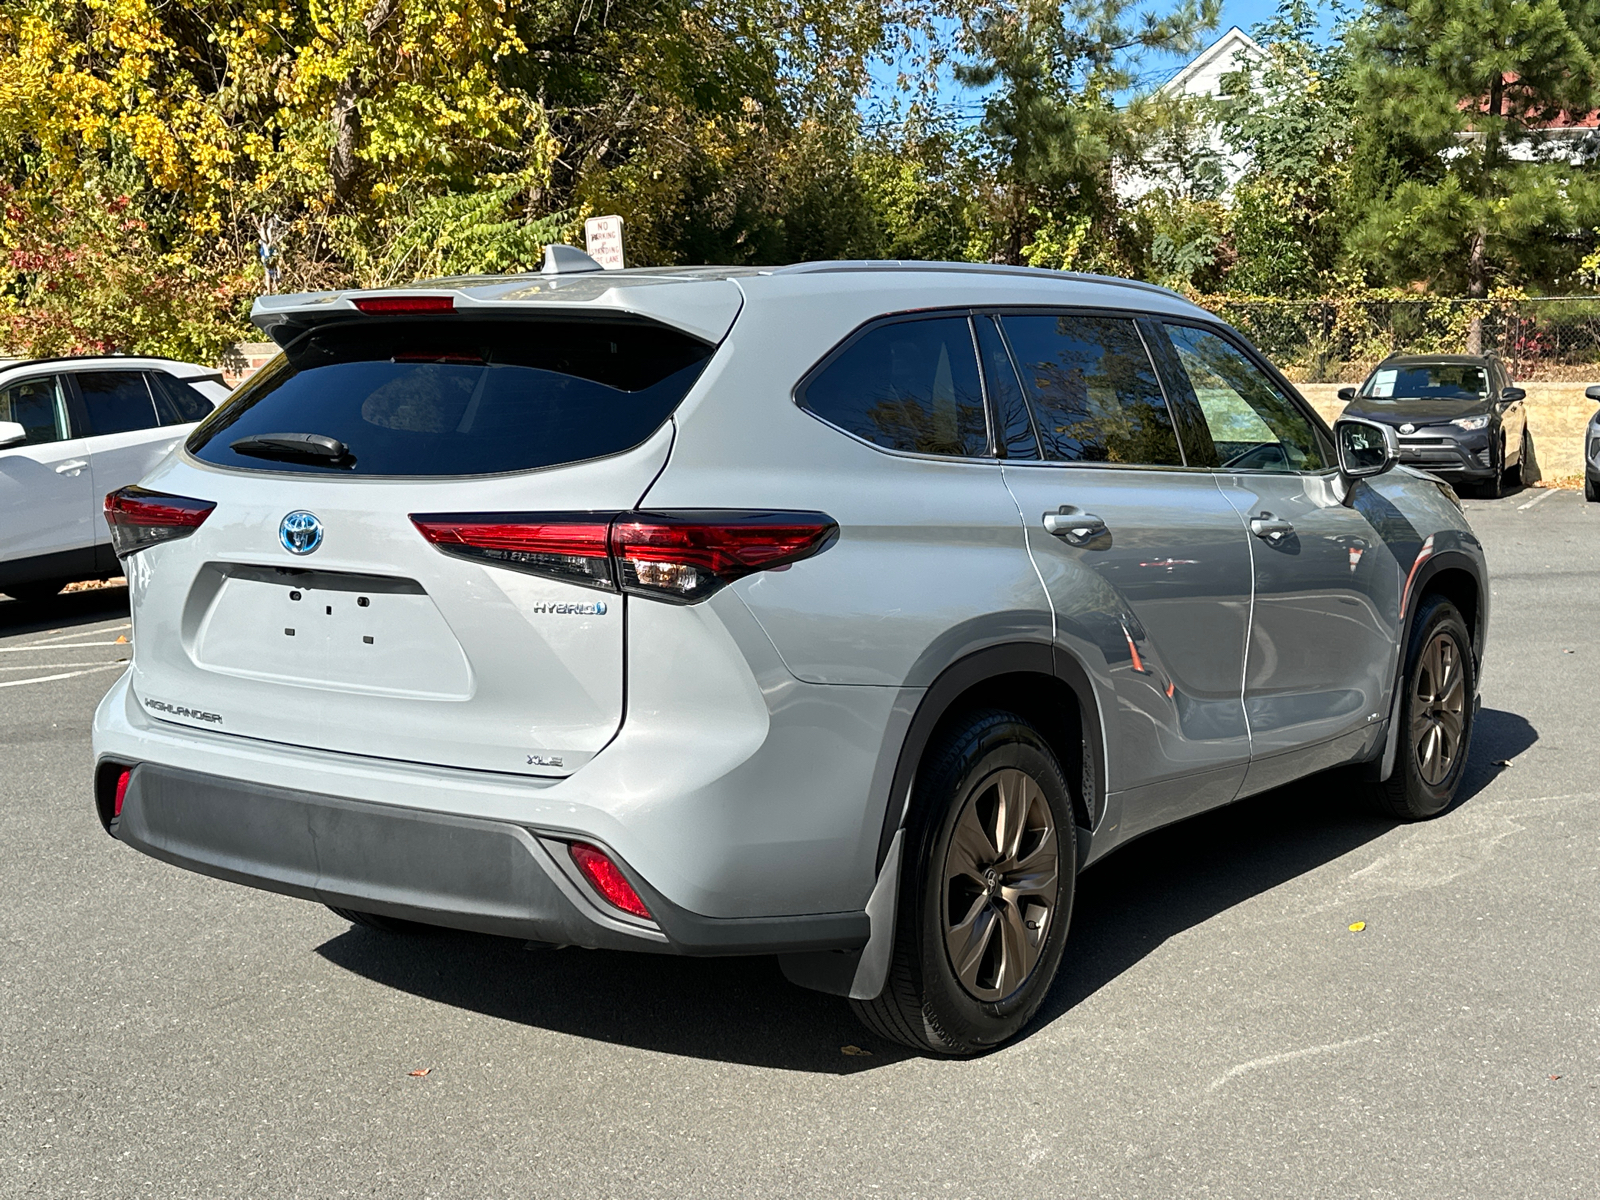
250 260 1213 346
0 354 220 378
1377 353 1497 368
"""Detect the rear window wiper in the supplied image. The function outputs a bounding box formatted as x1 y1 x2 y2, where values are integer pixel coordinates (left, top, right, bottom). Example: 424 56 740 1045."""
229 432 352 466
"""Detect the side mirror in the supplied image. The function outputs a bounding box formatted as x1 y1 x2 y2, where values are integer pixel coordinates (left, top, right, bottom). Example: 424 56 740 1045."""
0 420 27 449
1500 386 1526 402
1334 417 1399 481
1586 384 1600 403
1337 386 1357 402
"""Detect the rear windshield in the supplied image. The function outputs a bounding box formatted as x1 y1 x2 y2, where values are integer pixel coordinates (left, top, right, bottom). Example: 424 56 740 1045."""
188 317 713 476
1360 364 1487 401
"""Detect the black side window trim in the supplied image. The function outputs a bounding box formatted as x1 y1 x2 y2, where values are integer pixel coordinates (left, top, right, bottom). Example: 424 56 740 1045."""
1152 316 1338 473
792 308 997 463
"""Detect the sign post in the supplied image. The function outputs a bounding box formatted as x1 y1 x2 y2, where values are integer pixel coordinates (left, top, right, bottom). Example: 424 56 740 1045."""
584 216 626 270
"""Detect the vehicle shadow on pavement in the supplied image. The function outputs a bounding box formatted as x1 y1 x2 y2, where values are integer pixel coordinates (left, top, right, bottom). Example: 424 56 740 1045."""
316 709 1534 1068
1035 706 1536 1032
0 585 129 637
315 928 912 1073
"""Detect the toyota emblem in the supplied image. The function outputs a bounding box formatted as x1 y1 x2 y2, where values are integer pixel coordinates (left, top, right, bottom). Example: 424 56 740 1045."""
1399 423 1415 435
279 511 323 555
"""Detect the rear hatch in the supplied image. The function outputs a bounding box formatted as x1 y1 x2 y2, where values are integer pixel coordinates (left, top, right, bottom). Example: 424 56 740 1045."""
124 296 731 777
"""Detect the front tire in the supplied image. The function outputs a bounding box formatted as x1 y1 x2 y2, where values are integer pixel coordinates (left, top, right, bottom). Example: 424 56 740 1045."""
1515 427 1534 488
1367 595 1475 821
1586 475 1599 503
851 711 1076 1055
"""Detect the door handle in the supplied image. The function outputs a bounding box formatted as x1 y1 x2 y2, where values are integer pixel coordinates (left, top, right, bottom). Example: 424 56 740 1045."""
1043 508 1109 547
1249 512 1295 543
54 459 88 476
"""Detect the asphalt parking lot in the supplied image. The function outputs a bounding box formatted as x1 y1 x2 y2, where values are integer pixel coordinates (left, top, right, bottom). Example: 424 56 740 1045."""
3 486 1597 1199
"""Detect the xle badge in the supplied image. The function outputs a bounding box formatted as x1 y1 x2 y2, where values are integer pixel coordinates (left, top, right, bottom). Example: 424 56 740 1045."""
527 755 564 768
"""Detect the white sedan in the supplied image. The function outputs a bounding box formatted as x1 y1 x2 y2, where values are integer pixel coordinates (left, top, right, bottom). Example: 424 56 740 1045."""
0 356 232 602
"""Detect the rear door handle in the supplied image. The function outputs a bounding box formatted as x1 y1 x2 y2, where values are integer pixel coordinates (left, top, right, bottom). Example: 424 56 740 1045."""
54 459 88 476
1043 508 1109 547
1249 513 1295 543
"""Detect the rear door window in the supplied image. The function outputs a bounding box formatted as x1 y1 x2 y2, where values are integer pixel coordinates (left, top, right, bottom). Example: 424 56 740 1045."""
798 316 988 457
0 376 68 445
188 318 713 476
999 313 1182 466
149 373 217 425
76 371 161 436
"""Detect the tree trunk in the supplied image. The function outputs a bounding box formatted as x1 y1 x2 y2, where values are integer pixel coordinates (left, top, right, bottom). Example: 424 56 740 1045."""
1466 228 1487 355
327 0 402 205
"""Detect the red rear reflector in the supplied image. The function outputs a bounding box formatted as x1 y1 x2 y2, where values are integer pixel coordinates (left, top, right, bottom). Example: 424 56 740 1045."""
113 768 132 818
352 295 455 315
613 512 836 602
410 513 616 589
569 843 652 919
104 487 216 558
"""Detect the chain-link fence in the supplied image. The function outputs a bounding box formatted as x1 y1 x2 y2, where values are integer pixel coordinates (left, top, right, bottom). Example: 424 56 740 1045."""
1198 295 1600 383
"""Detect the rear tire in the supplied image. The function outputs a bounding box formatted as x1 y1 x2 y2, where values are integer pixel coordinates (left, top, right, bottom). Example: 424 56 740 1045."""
1479 441 1505 499
1367 595 1475 821
5 579 66 604
326 905 425 934
1586 475 1599 503
850 710 1076 1056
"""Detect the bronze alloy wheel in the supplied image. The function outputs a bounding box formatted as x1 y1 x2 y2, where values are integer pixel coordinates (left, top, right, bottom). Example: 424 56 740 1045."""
1410 630 1467 787
941 767 1059 1002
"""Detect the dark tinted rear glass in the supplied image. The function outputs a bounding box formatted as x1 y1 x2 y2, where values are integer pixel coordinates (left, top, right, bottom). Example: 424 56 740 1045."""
150 373 216 424
798 316 988 457
188 318 712 476
78 371 160 435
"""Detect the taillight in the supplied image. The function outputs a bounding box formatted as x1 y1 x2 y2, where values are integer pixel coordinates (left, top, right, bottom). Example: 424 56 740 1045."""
569 842 652 919
613 511 837 602
352 295 455 315
410 513 616 589
104 487 216 558
408 510 836 603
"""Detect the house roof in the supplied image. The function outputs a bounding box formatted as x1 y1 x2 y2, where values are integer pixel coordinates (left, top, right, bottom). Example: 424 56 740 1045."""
1159 27 1268 98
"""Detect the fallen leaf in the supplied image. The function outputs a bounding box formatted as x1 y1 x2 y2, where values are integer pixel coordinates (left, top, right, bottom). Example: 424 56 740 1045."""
115 635 128 644
1550 1075 1562 1081
840 1045 872 1057
1348 921 1366 932
408 1068 431 1077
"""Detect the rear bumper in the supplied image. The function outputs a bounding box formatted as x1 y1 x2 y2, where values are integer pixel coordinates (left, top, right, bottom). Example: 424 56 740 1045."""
108 760 868 956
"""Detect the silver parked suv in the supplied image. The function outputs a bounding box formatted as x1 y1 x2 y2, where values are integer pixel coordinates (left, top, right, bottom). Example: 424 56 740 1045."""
92 259 1487 1054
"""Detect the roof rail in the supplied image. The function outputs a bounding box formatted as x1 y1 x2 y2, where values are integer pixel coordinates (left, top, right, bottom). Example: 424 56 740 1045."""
770 260 1189 302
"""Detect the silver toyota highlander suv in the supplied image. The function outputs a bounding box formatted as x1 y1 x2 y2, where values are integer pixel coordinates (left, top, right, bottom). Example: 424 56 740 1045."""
91 258 1487 1054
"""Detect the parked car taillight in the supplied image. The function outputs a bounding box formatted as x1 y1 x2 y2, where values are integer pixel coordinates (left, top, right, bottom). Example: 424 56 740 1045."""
103 487 217 558
409 510 837 603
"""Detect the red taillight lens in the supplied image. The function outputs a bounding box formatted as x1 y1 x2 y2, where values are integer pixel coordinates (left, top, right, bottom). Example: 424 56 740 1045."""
352 295 455 315
104 487 216 558
410 513 617 589
409 510 836 603
613 511 837 603
113 768 132 818
569 842 652 919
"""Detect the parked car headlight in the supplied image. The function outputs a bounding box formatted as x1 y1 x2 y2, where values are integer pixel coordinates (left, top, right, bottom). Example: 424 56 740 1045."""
1450 415 1491 431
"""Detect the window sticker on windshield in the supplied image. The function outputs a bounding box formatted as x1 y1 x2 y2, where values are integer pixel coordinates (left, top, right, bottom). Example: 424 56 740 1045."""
1369 369 1397 398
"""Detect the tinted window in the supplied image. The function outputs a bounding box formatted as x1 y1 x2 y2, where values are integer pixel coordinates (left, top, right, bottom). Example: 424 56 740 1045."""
189 318 712 476
800 316 988 457
1360 363 1488 401
0 377 68 446
1000 313 1181 466
150 373 217 424
1163 324 1326 473
78 371 161 436
975 316 1038 459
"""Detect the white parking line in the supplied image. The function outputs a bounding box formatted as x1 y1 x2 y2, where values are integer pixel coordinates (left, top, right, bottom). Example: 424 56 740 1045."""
1518 489 1558 511
0 664 125 688
0 640 131 653
23 625 130 646
0 660 129 672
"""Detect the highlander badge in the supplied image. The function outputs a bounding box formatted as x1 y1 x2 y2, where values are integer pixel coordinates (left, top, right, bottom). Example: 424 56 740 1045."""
280 510 323 555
